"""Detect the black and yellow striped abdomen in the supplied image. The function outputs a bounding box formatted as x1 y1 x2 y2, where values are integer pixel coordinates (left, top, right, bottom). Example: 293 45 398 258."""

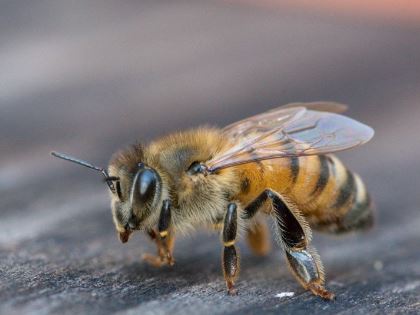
292 155 373 233
235 154 373 234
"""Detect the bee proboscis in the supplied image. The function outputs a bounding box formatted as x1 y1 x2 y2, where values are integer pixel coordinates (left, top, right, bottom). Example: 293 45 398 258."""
52 102 374 300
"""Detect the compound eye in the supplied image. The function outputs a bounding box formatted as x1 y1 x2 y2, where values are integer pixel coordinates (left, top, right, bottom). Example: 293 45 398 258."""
136 169 157 203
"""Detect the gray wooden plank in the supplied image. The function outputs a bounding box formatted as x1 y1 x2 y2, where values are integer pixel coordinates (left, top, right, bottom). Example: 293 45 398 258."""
1 1 419 314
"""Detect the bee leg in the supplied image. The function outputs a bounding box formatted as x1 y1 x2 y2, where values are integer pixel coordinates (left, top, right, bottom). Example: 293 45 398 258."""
157 199 175 265
222 203 240 296
266 190 334 300
246 219 271 256
143 229 176 267
244 189 334 300
143 200 175 267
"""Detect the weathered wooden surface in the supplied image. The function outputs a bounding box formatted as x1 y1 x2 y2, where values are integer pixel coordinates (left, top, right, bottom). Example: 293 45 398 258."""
1 1 420 314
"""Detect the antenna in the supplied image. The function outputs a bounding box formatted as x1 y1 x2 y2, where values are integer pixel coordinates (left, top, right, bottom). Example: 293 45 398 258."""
50 151 117 193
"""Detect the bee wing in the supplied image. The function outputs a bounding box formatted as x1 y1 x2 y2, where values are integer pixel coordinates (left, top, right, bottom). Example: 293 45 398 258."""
207 103 374 172
276 101 348 113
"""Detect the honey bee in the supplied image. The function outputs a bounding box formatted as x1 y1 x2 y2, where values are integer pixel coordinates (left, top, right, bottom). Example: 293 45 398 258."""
51 102 374 300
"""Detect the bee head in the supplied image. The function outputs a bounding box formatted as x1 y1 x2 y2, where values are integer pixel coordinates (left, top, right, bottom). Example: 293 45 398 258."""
106 143 167 243
50 148 162 244
108 161 162 243
131 163 159 205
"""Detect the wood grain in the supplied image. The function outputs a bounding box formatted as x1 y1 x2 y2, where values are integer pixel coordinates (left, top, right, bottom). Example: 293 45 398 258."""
1 1 419 314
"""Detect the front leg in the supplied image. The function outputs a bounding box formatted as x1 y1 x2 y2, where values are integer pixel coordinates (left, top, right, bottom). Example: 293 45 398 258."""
143 200 175 267
221 203 240 295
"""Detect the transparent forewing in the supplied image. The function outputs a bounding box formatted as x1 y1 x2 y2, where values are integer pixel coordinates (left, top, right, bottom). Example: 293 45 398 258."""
276 101 348 114
207 106 374 172
222 106 306 140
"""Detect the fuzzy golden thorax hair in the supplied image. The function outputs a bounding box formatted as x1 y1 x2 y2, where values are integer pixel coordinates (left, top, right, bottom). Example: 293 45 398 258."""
108 127 241 236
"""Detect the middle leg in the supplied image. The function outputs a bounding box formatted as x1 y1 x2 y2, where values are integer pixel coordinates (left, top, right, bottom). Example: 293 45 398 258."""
221 203 240 295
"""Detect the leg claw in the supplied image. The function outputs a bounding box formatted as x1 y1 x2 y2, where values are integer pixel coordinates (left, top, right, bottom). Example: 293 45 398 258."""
227 281 237 296
142 252 175 267
142 253 165 267
308 283 335 300
228 288 238 296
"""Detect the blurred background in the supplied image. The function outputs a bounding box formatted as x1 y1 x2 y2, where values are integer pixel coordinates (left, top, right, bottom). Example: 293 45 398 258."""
1 1 419 314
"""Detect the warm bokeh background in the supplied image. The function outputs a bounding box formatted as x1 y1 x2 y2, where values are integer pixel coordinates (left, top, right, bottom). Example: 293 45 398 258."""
1 1 419 314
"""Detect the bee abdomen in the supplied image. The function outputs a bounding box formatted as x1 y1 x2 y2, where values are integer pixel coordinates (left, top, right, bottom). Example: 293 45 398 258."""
308 156 374 234
310 155 330 198
334 173 374 233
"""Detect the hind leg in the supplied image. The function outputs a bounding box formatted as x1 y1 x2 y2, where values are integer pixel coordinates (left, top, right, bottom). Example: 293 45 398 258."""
269 190 334 299
243 189 334 300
